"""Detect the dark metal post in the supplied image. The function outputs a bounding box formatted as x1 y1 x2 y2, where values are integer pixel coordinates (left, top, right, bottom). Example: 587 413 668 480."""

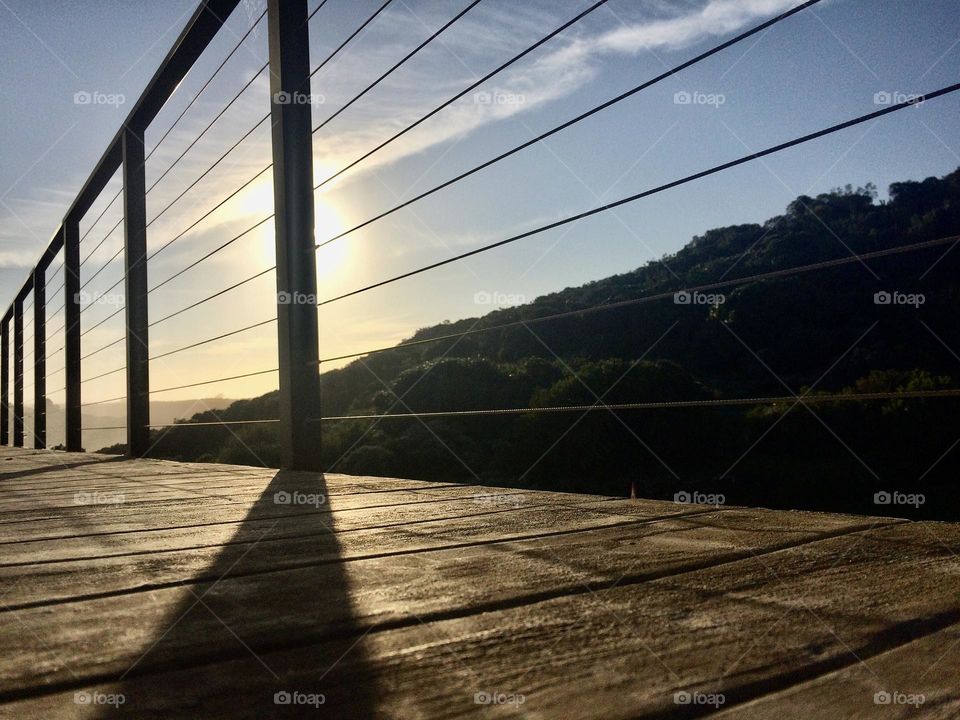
1 317 8 445
64 219 82 452
267 0 322 470
33 268 45 449
122 127 150 457
13 297 23 447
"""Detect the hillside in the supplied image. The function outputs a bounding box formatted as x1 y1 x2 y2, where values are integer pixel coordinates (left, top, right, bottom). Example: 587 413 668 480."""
135 168 960 518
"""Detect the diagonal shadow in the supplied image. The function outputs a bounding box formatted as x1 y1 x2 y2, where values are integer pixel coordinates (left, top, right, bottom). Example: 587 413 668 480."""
90 469 380 717
0 455 126 482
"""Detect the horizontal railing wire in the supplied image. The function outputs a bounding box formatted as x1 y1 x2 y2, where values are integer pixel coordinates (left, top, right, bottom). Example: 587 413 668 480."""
45 280 66 303
130 391 960 429
79 306 125 337
31 3 296 355
80 335 124 362
311 0 484 134
145 7 267 164
145 0 398 233
148 215 275 294
144 65 270 220
309 389 960 422
315 82 960 307
81 395 126 408
146 418 278 429
308 0 394 80
148 318 276 362
313 0 613 191
81 366 125 384
79 217 124 269
45 318 67 338
318 234 960 365
317 0 823 249
74 0 320 260
147 165 274 265
63 0 451 340
307 0 332 23
79 189 123 244
6 1 957 453
149 267 275 328
79 246 124 294
46 269 66 293
149 368 278 395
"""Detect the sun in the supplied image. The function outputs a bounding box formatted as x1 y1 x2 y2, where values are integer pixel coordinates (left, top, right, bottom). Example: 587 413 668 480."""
243 177 349 280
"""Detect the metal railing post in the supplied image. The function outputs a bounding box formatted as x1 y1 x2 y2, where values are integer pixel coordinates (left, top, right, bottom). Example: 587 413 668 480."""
13 297 23 447
122 127 150 457
1 317 8 445
64 219 82 452
267 0 322 470
33 267 45 449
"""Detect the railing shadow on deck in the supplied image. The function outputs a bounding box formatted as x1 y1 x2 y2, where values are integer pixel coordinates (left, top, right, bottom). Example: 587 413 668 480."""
0 453 127 482
91 470 380 718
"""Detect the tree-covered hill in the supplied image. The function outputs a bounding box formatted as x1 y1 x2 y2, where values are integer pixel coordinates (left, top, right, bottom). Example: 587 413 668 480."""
110 168 960 519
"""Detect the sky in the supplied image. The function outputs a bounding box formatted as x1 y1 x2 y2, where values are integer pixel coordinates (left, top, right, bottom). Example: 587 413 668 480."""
0 0 958 448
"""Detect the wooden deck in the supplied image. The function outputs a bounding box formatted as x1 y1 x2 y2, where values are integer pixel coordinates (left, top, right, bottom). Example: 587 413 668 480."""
0 448 957 718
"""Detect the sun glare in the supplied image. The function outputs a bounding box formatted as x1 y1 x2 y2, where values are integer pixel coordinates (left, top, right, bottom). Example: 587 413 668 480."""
244 177 349 280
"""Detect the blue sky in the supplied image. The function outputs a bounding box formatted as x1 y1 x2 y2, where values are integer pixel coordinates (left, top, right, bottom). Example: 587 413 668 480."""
1 0 958 446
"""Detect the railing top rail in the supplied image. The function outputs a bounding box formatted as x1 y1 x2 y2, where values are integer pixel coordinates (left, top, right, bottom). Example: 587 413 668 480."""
4 0 242 322
65 0 242 221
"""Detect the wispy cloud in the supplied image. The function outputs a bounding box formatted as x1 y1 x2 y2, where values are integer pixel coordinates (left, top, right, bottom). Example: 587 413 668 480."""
0 247 40 269
309 0 807 189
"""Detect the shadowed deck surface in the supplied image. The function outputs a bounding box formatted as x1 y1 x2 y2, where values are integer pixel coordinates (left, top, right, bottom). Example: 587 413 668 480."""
0 447 957 719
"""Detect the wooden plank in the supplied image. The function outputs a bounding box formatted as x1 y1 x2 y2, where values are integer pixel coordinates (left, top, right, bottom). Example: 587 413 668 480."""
0 484 637 544
0 448 955 719
712 620 960 718
0 483 525 524
0 506 740 605
0 507 877 611
0 495 690 566
1 520 955 718
0 509 888 699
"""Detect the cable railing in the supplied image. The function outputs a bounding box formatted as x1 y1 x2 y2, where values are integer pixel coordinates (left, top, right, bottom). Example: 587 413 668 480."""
319 234 960 364
0 0 956 475
314 389 960 422
316 85 960 308
310 0 613 191
314 0 823 250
